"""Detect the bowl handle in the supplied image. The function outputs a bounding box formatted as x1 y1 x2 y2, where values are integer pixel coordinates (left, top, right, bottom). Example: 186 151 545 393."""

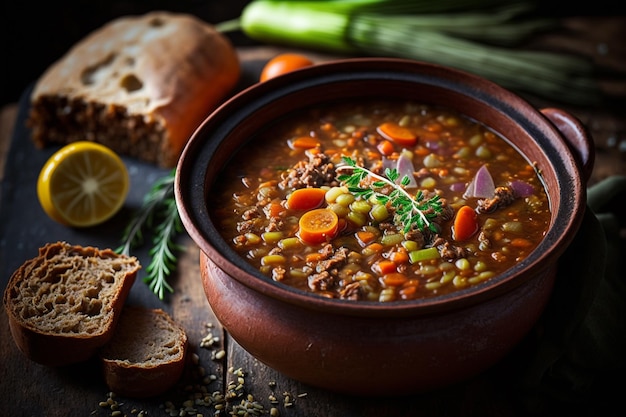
540 108 595 183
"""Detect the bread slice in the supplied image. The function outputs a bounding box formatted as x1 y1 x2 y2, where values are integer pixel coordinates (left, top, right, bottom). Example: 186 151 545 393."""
3 242 140 366
27 11 240 168
100 306 188 398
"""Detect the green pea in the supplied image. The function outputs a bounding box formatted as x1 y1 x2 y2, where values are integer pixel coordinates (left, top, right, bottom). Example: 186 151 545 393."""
261 254 286 266
475 145 492 159
262 231 283 243
347 211 367 227
278 237 301 250
370 204 389 222
335 193 355 207
329 203 350 217
350 200 372 214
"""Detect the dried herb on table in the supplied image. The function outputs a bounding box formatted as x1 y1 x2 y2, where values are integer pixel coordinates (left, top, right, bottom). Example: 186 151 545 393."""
117 169 183 300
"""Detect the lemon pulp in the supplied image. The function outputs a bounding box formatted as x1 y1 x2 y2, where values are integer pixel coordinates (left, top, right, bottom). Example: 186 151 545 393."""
37 142 130 227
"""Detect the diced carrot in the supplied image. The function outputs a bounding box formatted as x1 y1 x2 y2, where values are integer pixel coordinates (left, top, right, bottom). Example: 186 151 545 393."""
363 242 384 255
377 139 395 156
356 230 377 246
425 122 443 133
453 205 479 241
373 260 397 275
287 188 327 210
321 122 334 132
266 202 285 218
380 272 409 287
390 248 409 264
399 285 418 299
366 150 381 161
298 208 339 245
305 252 326 263
413 146 430 157
377 122 417 147
510 237 533 248
290 136 320 149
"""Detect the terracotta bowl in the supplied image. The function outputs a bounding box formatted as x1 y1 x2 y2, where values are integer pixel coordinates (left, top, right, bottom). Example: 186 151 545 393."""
175 58 593 396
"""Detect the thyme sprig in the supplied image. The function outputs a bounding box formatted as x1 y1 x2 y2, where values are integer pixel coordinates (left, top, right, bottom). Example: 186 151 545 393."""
117 169 183 300
337 156 442 233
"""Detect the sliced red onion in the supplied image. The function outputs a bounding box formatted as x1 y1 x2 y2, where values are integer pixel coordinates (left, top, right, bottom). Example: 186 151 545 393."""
395 153 418 188
463 164 495 199
509 180 535 197
382 157 395 171
450 182 467 193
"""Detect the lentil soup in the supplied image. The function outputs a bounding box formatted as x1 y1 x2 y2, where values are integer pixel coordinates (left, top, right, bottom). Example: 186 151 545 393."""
210 99 550 302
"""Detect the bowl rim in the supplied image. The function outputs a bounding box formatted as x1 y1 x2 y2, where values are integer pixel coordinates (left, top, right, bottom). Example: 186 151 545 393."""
175 57 587 316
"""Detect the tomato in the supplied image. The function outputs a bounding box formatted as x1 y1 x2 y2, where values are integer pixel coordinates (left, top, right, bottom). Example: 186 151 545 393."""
260 53 314 82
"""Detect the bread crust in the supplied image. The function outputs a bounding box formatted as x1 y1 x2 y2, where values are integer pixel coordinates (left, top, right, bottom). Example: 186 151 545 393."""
29 11 241 167
3 242 139 366
100 306 188 398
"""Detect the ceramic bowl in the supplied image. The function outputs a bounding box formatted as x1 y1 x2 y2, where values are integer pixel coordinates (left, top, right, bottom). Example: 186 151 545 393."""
175 58 593 396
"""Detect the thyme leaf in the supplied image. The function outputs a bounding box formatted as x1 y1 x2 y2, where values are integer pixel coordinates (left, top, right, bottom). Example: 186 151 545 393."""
337 156 443 233
116 169 183 300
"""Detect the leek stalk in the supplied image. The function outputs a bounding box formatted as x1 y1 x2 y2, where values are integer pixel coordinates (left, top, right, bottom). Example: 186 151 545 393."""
216 0 601 104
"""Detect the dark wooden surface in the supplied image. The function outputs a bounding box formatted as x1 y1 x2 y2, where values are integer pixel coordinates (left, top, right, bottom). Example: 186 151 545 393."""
1 16 626 417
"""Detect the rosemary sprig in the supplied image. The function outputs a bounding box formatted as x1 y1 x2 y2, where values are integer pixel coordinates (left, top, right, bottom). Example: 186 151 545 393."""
337 156 442 233
117 169 184 300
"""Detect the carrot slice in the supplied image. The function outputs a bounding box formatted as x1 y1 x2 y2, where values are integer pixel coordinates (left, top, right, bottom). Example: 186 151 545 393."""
377 122 417 147
287 188 327 210
290 136 320 149
453 205 479 241
298 208 339 244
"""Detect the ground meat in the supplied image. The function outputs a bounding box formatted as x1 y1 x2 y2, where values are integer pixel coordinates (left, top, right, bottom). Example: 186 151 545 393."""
433 238 470 261
315 247 349 274
265 217 283 232
404 228 426 248
477 231 491 250
476 186 516 213
279 150 339 190
433 201 454 223
339 282 362 300
308 271 335 292
378 222 397 233
236 219 258 235
242 206 261 221
272 266 286 282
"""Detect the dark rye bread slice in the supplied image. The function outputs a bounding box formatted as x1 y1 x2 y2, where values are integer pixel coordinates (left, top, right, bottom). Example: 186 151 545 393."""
3 242 140 366
100 306 188 398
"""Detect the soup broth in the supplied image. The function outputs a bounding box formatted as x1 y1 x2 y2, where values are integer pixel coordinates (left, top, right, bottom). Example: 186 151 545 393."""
211 100 550 302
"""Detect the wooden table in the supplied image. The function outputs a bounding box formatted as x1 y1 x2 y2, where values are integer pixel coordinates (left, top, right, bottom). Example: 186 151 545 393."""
1 18 625 417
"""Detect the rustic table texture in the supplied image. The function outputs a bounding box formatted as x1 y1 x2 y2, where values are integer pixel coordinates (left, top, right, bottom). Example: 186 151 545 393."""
1 12 625 417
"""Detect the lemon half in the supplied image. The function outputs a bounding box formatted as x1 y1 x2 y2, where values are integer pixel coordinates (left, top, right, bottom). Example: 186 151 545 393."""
37 142 130 227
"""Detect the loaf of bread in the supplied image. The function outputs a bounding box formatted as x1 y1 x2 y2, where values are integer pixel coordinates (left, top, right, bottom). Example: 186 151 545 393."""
3 242 140 366
27 11 240 168
100 306 188 398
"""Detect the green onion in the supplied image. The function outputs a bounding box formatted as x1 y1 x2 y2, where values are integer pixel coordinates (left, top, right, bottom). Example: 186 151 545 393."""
216 0 601 104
